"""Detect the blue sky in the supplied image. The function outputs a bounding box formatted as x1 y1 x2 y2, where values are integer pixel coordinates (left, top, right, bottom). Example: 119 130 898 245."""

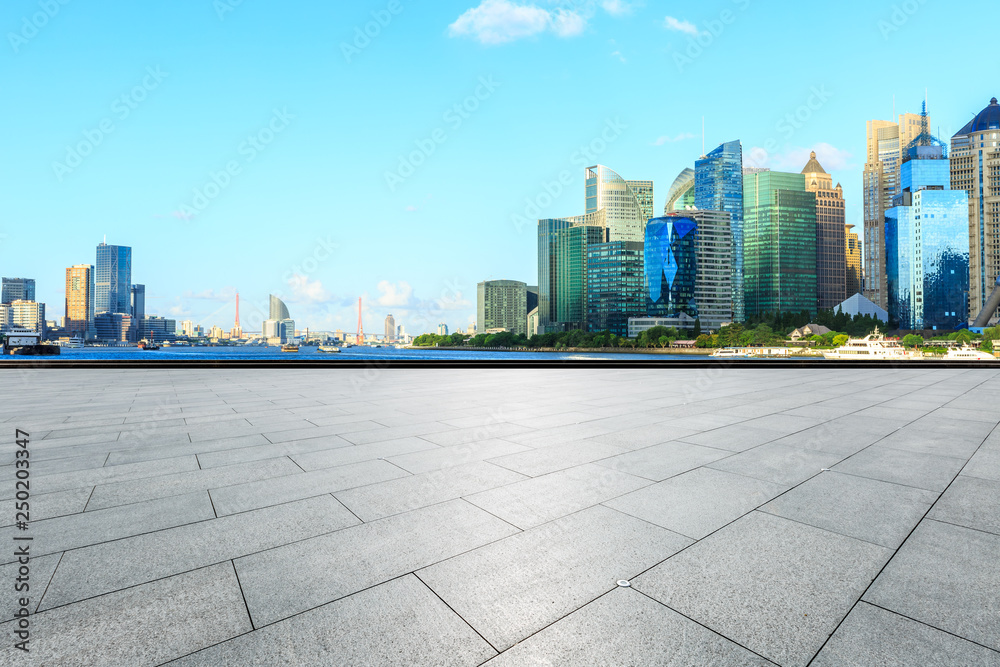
3 0 995 334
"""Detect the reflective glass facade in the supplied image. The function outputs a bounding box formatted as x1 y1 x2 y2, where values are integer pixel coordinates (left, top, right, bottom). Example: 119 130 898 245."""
586 241 645 336
556 225 605 329
645 217 697 319
538 218 572 329
743 172 818 316
695 141 745 321
584 165 646 243
1 278 35 304
667 210 734 331
886 148 970 330
95 243 132 315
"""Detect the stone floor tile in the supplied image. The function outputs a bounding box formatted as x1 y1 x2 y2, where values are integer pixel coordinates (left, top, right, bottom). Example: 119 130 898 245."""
596 440 733 482
706 442 842 486
833 446 967 492
929 475 1000 535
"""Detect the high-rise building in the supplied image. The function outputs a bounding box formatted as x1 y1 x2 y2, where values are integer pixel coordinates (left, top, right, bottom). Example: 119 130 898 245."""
743 171 818 316
130 284 146 321
802 152 847 310
556 224 606 331
664 168 696 213
180 320 196 337
585 165 647 243
437 323 449 336
846 225 863 296
537 210 606 332
136 317 177 343
951 97 1000 324
644 217 698 320
886 144 970 330
11 300 45 335
94 313 132 342
666 210 734 331
385 314 396 341
863 111 926 308
625 180 655 224
0 305 10 331
695 141 745 321
263 295 294 343
65 265 94 337
95 243 132 314
586 241 644 336
2 278 35 304
477 281 528 337
526 286 539 314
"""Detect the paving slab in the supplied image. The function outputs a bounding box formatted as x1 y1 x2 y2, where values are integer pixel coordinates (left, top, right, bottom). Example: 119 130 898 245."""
864 519 1000 651
929 475 1000 535
0 487 92 525
194 435 355 469
291 437 439 471
1 552 62 616
761 471 937 548
386 438 530 474
634 511 892 667
605 467 786 540
833 446 967 491
419 505 691 651
167 575 496 666
706 442 842 486
0 563 250 666
963 446 1000 483
482 587 774 666
465 463 651 529
34 455 200 495
595 440 732 482
489 439 628 477
588 423 700 451
106 433 271 464
679 423 786 452
234 499 520 627
40 494 358 610
811 601 1000 667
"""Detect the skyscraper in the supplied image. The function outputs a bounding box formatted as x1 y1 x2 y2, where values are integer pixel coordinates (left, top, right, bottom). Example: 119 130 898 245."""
743 171 818 316
263 294 294 343
951 97 1000 324
385 314 396 341
695 141 745 321
65 265 94 337
95 242 132 314
477 281 528 336
645 217 698 320
863 111 926 308
585 165 647 243
2 278 35 305
11 300 45 335
625 180 655 224
666 210 734 331
845 225 863 297
130 284 146 321
664 168 696 213
537 210 606 332
802 152 847 310
586 241 644 336
886 144 970 330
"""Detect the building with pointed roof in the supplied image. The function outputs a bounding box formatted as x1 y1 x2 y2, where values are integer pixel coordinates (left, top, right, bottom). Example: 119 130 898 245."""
802 151 847 311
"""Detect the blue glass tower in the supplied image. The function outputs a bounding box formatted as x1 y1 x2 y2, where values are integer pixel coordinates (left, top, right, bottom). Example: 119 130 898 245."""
95 243 132 315
645 217 698 319
696 141 744 322
886 146 970 330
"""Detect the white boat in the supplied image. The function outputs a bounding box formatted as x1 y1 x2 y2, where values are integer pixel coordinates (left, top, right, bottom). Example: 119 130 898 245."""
317 345 341 353
823 327 920 360
945 345 996 361
711 348 747 358
62 337 84 349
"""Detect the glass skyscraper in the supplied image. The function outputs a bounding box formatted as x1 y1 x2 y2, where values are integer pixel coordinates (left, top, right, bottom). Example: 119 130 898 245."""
695 141 745 322
743 171 818 316
538 211 606 332
585 165 647 243
65 265 94 337
645 217 698 319
586 241 645 336
886 146 970 330
1 278 35 304
95 243 132 315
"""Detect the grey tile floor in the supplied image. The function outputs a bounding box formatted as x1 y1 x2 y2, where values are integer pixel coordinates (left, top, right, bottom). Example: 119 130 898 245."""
1 367 999 666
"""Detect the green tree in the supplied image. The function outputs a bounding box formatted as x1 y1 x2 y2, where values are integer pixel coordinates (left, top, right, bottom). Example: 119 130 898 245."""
901 334 924 348
693 318 702 338
832 334 849 347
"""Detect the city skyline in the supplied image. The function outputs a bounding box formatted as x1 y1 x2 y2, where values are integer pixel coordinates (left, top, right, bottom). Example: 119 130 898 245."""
4 1 997 333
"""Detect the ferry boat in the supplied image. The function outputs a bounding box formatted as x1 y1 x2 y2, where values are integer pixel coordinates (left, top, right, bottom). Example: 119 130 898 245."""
711 348 747 358
317 345 341 353
823 328 919 360
945 345 996 361
62 337 84 349
281 344 300 353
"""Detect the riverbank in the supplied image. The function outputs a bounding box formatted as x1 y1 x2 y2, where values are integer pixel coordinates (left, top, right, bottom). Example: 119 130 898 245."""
411 346 829 357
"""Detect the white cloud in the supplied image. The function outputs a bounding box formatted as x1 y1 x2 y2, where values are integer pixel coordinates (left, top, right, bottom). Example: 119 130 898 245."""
448 0 632 45
182 287 238 302
663 16 700 36
601 0 637 17
651 132 695 146
286 274 333 304
376 280 415 308
610 50 626 63
748 143 854 173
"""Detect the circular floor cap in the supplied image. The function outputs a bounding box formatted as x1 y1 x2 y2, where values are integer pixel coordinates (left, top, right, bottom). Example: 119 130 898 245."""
617 580 631 588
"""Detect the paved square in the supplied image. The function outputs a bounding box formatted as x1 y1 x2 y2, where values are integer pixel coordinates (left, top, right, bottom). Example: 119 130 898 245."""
1 367 998 665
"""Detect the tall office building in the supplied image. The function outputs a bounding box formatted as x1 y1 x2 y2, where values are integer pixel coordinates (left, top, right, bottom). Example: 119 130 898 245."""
743 171 818 316
11 301 45 335
585 165 647 243
666 210 734 331
2 278 35 304
130 284 146 321
625 180 655 224
95 242 132 314
477 280 528 336
695 141 745 322
94 313 132 342
537 210 606 332
846 225 863 296
863 111 927 308
556 224 606 330
886 144 970 330
802 152 847 310
263 294 295 343
65 265 94 337
951 97 1000 324
664 169 696 213
384 314 396 341
586 241 645 336
644 217 698 320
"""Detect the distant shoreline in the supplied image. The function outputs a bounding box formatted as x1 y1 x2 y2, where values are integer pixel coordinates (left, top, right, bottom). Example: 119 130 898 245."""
411 346 716 356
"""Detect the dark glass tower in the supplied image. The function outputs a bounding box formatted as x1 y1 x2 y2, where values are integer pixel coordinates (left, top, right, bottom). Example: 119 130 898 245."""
586 241 645 336
1 278 36 304
696 141 744 322
645 217 698 319
95 243 132 314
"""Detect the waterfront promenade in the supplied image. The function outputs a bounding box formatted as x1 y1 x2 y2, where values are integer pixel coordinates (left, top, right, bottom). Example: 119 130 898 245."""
2 367 999 665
